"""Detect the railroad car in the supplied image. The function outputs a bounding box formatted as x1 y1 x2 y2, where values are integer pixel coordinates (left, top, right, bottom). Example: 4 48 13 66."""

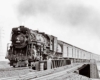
5 26 100 67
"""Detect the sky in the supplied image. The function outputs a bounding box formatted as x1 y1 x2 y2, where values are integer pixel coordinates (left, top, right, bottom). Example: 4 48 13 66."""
0 0 100 61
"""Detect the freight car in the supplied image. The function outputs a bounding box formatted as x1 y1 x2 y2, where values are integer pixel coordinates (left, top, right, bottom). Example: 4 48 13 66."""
5 26 100 67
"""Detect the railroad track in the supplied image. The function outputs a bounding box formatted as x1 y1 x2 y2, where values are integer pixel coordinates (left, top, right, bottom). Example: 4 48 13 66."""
0 63 87 80
31 64 84 80
33 72 92 80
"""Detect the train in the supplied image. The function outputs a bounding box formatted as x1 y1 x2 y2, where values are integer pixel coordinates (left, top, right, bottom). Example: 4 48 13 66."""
5 26 100 67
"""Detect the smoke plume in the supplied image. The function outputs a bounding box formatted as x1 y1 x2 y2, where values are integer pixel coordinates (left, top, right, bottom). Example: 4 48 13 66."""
17 0 100 30
16 0 100 54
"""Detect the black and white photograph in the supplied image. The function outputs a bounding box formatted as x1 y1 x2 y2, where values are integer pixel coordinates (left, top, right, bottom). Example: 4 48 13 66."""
0 0 100 80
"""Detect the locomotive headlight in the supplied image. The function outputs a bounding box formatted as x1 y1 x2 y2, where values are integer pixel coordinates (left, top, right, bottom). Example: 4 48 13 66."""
18 27 20 31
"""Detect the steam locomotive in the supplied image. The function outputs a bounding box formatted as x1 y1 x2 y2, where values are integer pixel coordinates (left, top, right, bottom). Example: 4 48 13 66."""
6 26 59 67
5 26 100 67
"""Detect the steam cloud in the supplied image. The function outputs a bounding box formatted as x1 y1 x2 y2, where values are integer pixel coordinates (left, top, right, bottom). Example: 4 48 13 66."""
17 0 100 36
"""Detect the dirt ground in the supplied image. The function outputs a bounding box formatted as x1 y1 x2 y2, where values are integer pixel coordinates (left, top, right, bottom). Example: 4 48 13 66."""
0 61 10 69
